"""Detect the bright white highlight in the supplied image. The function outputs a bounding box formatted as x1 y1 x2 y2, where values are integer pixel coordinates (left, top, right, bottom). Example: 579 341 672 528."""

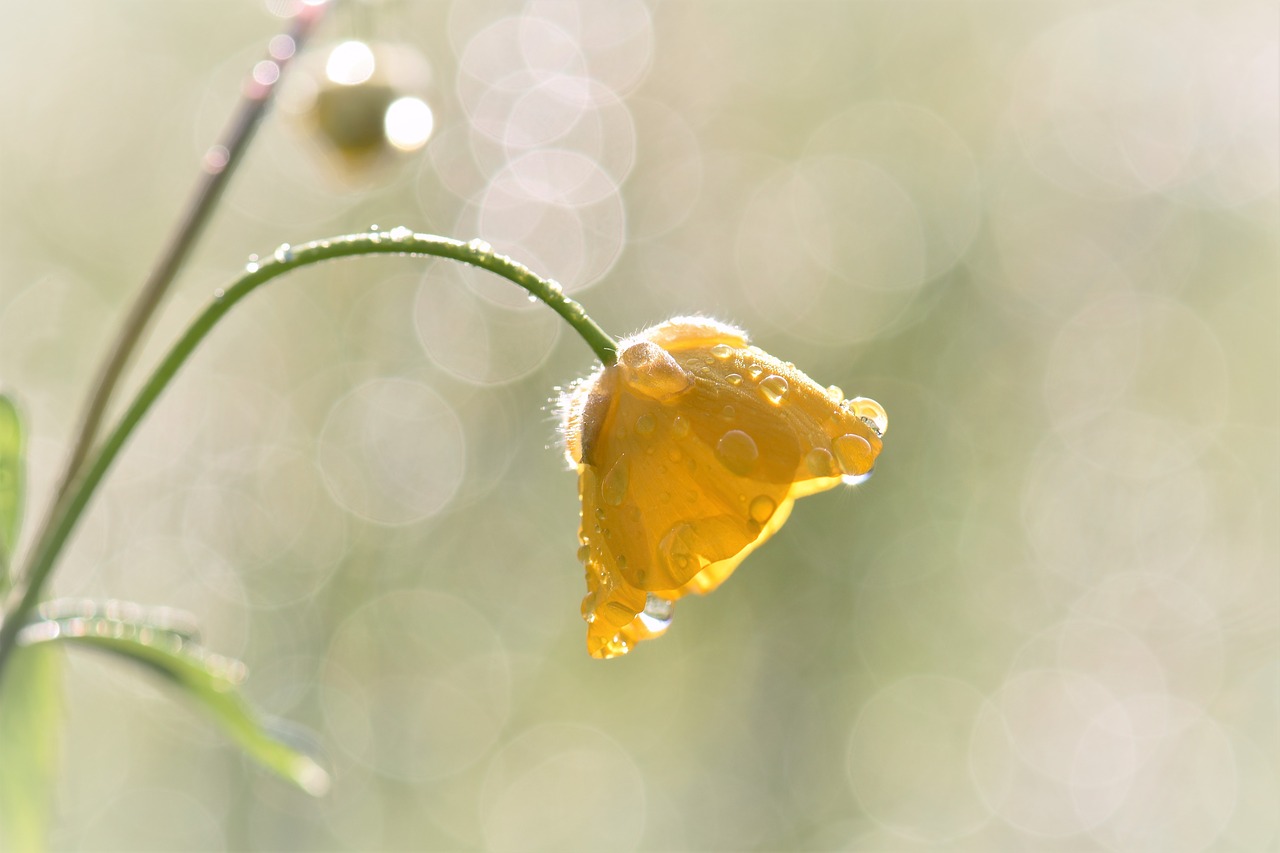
384 97 435 151
325 40 376 86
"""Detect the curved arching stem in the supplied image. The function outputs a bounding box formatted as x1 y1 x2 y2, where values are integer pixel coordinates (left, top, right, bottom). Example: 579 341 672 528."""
0 231 618 683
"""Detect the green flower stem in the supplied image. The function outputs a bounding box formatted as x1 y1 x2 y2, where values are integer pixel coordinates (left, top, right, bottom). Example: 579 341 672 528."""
0 231 618 684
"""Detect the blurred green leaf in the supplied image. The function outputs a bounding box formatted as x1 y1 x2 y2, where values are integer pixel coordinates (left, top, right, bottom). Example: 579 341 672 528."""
20 604 330 796
0 645 63 853
0 394 25 589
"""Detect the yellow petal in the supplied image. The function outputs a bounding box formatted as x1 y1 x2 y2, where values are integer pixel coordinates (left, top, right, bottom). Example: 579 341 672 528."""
562 317 886 659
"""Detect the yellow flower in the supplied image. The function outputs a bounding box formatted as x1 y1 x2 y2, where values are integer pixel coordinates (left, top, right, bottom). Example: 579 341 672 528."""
560 317 887 659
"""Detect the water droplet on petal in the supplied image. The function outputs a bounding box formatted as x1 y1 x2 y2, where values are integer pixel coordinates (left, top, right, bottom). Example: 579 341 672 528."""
748 495 777 524
722 405 736 420
848 397 888 436
806 447 837 477
671 415 691 438
659 522 698 577
619 341 694 401
748 366 763 381
759 374 789 405
826 385 844 402
635 414 655 436
726 373 743 386
715 430 759 476
576 544 591 563
833 433 875 478
638 594 675 633
601 455 630 506
710 343 735 359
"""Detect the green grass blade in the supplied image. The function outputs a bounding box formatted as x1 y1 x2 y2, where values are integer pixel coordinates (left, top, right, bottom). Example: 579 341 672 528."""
20 606 329 796
0 645 62 852
0 394 25 588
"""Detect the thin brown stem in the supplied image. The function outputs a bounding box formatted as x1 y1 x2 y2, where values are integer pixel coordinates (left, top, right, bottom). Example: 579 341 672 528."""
54 2 329 504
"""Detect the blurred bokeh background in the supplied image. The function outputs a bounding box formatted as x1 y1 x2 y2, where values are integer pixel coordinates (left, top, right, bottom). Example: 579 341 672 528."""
1 0 1276 849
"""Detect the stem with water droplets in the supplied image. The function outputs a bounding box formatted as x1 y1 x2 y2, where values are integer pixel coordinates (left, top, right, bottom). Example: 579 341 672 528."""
0 231 618 684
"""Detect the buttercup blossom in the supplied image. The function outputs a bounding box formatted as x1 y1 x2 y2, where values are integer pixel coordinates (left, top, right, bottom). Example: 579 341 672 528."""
560 317 887 658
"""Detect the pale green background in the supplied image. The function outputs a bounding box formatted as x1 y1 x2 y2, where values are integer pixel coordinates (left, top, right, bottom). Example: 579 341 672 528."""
1 1 1276 850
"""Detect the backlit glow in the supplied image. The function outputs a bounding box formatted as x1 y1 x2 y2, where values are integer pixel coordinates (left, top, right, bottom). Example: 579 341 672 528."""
384 97 435 151
325 40 375 86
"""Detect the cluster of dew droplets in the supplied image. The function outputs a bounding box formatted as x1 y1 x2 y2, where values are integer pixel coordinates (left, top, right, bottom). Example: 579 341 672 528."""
837 398 888 484
18 602 247 684
578 338 708 646
575 464 609 631
716 346 795 523
576 333 888 655
713 340 886 503
708 342 766 484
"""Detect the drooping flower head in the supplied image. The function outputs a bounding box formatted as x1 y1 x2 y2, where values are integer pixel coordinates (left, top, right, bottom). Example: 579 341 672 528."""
560 317 887 658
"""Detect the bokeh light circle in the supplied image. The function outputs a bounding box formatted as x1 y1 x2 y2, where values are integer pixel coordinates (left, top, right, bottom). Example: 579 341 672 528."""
734 157 927 344
846 676 993 842
805 100 983 281
317 378 465 525
321 590 511 783
480 723 646 853
970 669 1135 837
414 265 562 385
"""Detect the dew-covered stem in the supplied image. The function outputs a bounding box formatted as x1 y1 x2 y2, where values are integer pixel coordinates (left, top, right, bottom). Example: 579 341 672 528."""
0 231 618 684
